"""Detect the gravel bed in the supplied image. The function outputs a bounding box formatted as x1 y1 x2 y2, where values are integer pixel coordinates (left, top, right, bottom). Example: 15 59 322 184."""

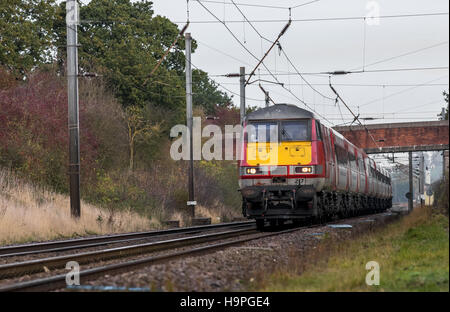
62 212 399 292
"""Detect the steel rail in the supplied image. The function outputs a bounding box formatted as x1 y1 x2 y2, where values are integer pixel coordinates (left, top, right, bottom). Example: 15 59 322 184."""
0 227 257 279
0 212 400 292
0 221 255 257
0 226 315 292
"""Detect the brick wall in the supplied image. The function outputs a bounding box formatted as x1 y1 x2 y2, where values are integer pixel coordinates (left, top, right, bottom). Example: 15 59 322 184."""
334 121 449 151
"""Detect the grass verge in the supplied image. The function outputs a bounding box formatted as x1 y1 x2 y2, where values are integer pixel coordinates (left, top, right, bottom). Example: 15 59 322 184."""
0 169 159 245
259 207 449 292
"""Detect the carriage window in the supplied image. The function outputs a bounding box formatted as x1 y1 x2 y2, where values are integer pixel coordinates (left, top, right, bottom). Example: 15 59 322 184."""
280 120 310 142
246 122 278 143
334 144 348 165
348 151 357 168
358 157 365 171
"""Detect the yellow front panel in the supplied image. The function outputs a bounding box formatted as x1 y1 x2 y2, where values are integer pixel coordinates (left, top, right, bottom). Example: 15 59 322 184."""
247 142 312 166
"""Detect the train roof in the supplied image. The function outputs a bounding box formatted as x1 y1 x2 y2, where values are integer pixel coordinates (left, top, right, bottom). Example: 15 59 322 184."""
245 104 315 122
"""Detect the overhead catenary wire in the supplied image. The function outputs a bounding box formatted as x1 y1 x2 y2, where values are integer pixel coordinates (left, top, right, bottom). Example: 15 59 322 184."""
291 0 321 10
244 20 292 85
351 41 449 72
212 82 449 87
196 39 253 67
393 98 446 113
322 66 449 76
230 0 273 43
196 40 311 77
206 0 336 125
195 0 321 11
72 12 450 27
328 117 441 120
321 111 445 116
329 76 381 149
188 58 267 103
143 22 190 86
359 75 449 108
194 0 280 85
170 12 449 24
196 0 340 123
278 42 335 101
151 2 446 128
195 0 313 113
206 66 449 78
194 0 263 62
195 0 289 10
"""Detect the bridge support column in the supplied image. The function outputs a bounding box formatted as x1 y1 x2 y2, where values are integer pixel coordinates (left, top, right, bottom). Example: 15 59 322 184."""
408 151 414 212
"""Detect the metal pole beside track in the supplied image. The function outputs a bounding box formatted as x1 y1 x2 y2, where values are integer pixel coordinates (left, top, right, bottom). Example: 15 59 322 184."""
185 33 196 219
66 0 81 218
408 151 414 212
240 67 246 124
420 152 425 207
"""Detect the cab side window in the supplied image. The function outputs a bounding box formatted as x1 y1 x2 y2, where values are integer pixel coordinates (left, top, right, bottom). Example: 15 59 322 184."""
315 121 322 141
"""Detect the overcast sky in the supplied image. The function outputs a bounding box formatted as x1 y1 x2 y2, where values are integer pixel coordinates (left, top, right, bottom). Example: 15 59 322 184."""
76 0 449 128
151 0 449 127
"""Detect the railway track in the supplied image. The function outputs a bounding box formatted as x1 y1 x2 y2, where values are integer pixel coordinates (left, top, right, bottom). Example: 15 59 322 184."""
0 226 257 280
0 221 254 258
0 212 398 292
0 225 315 292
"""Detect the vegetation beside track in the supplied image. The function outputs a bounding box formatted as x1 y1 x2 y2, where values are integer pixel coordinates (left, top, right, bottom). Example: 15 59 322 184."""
0 1 243 239
0 169 158 245
257 206 449 292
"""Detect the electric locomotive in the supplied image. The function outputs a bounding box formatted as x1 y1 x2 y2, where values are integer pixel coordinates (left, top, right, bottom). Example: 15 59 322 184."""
238 104 392 230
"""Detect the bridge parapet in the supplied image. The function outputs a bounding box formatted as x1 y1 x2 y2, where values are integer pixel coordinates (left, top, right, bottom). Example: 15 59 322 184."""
333 120 449 154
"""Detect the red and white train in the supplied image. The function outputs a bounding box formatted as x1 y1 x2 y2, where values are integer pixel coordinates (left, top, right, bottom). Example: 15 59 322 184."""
238 104 392 229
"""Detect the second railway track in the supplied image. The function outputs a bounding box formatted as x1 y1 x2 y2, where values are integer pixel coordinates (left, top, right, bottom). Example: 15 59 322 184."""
0 226 257 280
0 221 255 258
0 212 399 292
0 224 320 292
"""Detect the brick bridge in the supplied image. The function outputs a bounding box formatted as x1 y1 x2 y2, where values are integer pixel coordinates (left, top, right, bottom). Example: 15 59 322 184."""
333 120 449 154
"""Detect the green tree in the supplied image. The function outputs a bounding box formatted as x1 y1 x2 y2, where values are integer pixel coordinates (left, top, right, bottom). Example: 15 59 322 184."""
0 0 57 77
53 0 192 112
192 69 233 115
53 0 232 117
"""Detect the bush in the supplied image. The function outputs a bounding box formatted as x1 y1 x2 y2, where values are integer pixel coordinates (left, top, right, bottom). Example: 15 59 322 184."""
0 68 242 224
434 174 449 215
0 70 99 192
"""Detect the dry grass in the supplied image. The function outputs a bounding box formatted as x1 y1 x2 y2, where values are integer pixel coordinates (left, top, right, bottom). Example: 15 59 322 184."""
168 202 241 227
196 202 240 224
0 169 159 245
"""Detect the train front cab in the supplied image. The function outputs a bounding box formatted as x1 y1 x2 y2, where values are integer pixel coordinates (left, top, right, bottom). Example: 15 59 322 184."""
239 115 327 227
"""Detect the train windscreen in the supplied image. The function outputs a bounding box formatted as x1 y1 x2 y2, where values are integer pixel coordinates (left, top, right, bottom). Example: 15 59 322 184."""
280 121 310 142
246 122 278 143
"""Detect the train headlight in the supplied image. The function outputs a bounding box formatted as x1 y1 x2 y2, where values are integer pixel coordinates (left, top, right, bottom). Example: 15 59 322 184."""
294 166 314 174
246 168 258 175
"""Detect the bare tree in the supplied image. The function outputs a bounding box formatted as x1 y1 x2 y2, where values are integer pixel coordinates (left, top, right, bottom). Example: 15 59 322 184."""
126 106 162 171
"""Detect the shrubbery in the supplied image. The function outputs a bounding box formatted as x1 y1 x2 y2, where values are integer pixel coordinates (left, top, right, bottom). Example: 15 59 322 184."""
0 0 242 225
0 70 99 192
434 174 449 215
0 69 241 222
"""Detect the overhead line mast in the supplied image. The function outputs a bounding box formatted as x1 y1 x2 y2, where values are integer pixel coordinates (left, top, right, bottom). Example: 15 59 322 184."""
66 0 81 218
